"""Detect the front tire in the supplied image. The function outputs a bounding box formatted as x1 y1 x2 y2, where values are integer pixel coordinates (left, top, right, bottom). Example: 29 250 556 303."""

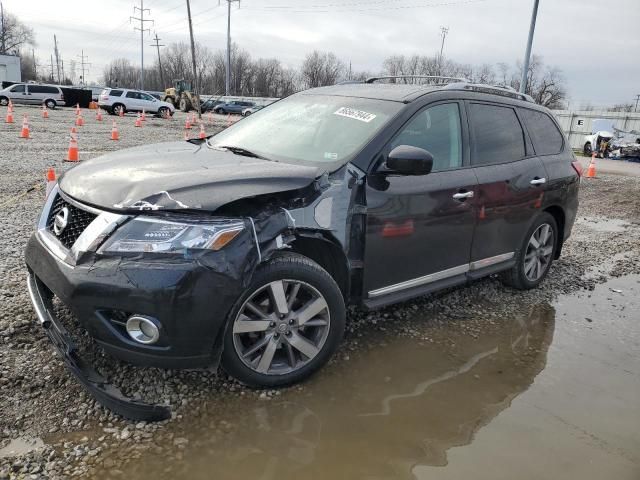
221 253 345 388
179 98 191 112
500 212 558 290
583 142 592 156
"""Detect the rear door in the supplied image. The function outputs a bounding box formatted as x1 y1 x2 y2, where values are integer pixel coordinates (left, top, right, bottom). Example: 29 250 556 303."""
466 101 548 271
364 101 478 303
125 91 141 111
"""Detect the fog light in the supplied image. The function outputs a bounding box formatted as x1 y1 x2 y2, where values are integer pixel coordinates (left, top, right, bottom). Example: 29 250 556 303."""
126 315 160 345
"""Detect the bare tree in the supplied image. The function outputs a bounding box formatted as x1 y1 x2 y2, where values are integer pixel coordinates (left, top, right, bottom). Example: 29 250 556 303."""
0 10 35 55
301 51 344 88
510 55 566 108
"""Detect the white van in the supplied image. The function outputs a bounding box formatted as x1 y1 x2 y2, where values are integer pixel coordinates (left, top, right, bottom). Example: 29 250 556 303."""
0 83 65 109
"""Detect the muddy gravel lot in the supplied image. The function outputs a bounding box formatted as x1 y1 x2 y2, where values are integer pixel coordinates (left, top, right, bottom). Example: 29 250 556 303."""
1 105 639 479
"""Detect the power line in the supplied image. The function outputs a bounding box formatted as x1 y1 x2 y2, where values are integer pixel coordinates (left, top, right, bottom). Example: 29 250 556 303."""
131 0 154 90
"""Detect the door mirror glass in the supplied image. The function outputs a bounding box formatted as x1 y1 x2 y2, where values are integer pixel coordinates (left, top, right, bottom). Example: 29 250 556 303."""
385 145 434 175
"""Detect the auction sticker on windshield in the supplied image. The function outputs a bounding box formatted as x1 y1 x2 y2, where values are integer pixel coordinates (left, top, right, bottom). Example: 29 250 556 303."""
334 107 377 123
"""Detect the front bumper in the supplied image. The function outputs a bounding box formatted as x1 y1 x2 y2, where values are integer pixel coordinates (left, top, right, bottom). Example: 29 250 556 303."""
27 273 171 421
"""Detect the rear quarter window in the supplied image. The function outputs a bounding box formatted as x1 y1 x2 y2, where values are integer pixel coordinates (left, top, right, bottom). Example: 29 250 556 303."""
469 103 526 166
520 108 564 155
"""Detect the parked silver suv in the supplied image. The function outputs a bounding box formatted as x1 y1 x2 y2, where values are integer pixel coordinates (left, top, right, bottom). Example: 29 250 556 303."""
0 83 65 109
98 88 175 117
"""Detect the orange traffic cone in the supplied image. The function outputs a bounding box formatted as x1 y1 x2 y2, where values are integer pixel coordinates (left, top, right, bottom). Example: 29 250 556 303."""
134 113 142 127
585 154 596 178
20 115 30 139
96 109 103 121
119 108 124 117
67 130 79 162
185 116 192 129
184 128 190 141
198 123 206 139
42 104 49 119
207 111 213 125
46 168 56 197
75 103 80 115
76 114 84 127
141 109 146 121
8 100 13 112
5 108 14 124
111 121 119 141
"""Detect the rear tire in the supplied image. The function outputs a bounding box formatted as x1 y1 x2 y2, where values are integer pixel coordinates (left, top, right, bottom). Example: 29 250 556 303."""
221 253 345 388
500 212 558 290
44 99 57 109
583 142 592 156
112 103 125 116
0 96 8 106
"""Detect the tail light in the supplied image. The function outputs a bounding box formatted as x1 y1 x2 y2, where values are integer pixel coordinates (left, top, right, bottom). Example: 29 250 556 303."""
571 160 583 177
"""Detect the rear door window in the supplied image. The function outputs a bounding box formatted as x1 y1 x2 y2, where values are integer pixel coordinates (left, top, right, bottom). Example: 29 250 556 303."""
390 103 463 172
468 103 526 165
109 89 123 97
520 108 564 155
125 91 139 99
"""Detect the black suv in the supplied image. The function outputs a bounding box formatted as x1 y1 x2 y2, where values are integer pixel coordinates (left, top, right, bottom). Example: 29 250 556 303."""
26 78 581 420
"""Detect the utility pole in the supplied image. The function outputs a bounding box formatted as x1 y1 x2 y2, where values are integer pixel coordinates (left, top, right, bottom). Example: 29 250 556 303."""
186 0 201 118
438 26 449 76
222 0 240 96
50 54 54 82
0 2 5 54
131 0 153 90
520 0 540 94
150 32 165 89
61 58 65 84
634 94 640 113
53 34 61 83
32 48 37 79
77 50 91 86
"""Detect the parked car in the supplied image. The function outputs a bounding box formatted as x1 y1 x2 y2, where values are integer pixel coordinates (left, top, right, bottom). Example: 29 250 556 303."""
0 83 65 109
84 85 106 102
98 88 175 116
583 119 614 157
242 105 264 116
214 100 255 114
201 98 224 113
25 78 581 420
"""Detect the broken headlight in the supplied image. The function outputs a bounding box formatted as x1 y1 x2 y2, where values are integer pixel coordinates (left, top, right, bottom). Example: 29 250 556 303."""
99 217 245 253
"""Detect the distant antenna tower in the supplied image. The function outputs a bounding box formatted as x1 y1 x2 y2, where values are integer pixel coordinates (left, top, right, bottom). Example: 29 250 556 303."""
131 0 153 90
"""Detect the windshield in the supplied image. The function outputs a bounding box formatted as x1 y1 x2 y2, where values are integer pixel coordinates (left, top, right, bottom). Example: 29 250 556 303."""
209 94 402 166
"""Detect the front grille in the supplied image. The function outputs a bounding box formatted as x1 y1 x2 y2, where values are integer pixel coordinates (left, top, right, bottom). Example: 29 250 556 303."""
46 194 98 249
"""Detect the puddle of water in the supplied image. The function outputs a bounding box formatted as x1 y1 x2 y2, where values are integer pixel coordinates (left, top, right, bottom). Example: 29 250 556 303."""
578 217 633 233
0 437 44 459
88 276 640 480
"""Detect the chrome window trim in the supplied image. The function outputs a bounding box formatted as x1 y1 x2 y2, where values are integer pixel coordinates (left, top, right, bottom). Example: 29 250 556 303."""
368 252 514 298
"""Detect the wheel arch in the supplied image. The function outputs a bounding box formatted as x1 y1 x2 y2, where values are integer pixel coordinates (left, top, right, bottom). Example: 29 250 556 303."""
287 232 351 301
543 205 565 259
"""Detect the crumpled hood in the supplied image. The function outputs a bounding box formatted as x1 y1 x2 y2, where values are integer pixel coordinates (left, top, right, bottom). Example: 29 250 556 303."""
59 141 320 212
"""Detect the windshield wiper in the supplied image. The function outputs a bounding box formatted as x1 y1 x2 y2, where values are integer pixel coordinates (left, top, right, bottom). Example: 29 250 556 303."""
215 145 266 159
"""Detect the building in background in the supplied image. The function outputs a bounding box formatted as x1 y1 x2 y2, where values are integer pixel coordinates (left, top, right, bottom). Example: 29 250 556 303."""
0 54 21 83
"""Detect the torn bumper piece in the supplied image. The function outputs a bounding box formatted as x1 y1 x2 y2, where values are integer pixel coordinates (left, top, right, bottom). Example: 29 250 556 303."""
27 273 171 422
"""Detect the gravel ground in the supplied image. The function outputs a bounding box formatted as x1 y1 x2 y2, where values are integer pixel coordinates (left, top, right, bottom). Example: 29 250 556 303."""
1 105 640 479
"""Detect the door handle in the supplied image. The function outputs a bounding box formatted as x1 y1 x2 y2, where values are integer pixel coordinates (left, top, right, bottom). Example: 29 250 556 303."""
530 177 546 185
452 191 474 200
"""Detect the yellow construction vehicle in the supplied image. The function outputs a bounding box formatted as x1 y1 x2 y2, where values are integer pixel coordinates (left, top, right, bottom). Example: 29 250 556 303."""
162 79 200 112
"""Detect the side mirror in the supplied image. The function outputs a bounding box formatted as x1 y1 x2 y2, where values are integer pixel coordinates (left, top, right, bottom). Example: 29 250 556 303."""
385 145 434 175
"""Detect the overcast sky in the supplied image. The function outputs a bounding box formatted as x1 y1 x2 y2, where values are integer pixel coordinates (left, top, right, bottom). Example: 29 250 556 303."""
7 0 640 107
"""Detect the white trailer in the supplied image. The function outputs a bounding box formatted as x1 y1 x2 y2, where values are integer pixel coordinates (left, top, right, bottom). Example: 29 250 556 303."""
0 55 21 84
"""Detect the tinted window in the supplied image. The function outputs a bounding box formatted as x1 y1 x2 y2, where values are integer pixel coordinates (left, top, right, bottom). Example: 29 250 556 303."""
125 91 139 99
28 85 57 94
109 89 123 97
520 108 563 155
139 93 154 101
10 84 25 92
469 103 525 165
390 103 462 172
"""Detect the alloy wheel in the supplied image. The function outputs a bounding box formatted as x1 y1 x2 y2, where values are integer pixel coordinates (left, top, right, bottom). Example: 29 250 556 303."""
524 223 554 281
232 280 331 376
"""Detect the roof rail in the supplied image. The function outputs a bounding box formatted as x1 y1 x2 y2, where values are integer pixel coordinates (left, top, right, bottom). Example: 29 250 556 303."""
365 75 469 84
444 82 534 102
